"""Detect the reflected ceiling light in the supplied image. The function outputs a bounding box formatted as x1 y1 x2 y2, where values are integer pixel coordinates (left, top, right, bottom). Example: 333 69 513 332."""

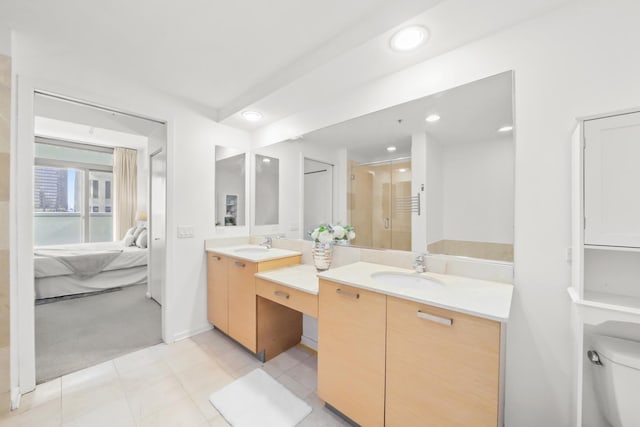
242 111 263 122
390 26 429 52
386 146 397 152
498 125 514 132
425 114 441 123
262 157 271 163
398 168 407 172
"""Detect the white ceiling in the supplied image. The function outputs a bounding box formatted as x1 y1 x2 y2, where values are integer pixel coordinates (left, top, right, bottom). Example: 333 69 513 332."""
301 71 513 163
1 0 571 133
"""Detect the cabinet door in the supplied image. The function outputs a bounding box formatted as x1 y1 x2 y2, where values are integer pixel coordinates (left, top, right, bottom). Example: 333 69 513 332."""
317 280 386 427
227 259 258 352
584 111 640 247
207 254 228 333
386 296 500 427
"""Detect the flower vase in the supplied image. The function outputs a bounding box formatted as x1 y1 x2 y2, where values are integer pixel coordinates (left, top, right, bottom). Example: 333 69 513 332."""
335 239 350 246
312 241 334 271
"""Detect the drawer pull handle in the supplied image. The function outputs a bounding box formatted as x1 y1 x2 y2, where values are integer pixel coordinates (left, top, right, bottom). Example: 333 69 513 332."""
212 256 221 261
274 291 290 300
234 261 246 268
417 310 453 326
336 288 359 299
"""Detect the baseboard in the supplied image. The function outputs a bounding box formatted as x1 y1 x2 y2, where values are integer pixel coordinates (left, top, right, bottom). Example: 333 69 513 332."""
172 324 213 342
10 387 21 411
300 336 318 351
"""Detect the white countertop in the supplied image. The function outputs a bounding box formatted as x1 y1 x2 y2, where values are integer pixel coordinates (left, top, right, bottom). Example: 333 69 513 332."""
255 264 319 295
206 245 302 263
317 262 513 322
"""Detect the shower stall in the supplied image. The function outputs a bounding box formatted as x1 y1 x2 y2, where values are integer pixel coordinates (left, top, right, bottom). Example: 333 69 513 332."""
348 158 413 250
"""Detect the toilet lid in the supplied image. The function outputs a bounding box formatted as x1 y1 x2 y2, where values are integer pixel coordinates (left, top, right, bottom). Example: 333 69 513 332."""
593 335 640 370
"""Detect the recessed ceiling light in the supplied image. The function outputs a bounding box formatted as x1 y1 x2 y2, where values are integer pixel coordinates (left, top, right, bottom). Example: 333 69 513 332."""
390 26 429 52
262 157 271 163
387 146 397 152
425 114 440 123
498 125 514 132
242 111 263 122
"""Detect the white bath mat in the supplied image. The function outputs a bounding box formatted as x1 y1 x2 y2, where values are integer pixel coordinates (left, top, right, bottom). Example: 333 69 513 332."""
209 368 312 427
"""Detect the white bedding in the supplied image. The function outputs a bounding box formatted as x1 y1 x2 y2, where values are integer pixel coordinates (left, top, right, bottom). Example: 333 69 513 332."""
35 266 147 300
35 241 148 279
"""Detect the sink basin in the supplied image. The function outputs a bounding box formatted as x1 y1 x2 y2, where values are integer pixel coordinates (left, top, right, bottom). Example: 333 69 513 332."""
234 246 269 255
371 272 444 292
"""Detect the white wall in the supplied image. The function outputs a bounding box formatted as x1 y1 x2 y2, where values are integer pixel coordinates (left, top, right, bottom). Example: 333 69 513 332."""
10 32 251 392
252 1 640 424
441 137 514 244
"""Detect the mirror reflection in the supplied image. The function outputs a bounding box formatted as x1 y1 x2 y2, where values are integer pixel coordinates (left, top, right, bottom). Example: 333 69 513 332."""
215 147 245 226
255 154 279 226
259 71 514 262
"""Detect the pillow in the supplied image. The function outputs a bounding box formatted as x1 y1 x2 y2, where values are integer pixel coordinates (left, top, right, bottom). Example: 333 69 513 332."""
123 226 137 247
135 229 148 249
131 226 145 241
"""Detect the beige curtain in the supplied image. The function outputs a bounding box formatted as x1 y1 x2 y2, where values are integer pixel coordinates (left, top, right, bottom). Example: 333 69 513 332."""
113 148 138 239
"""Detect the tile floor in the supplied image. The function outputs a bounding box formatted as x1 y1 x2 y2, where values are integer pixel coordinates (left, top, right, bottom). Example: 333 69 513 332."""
0 329 352 427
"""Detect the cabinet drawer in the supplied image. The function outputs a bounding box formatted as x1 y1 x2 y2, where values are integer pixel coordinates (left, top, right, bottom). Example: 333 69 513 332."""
386 296 500 427
255 278 318 317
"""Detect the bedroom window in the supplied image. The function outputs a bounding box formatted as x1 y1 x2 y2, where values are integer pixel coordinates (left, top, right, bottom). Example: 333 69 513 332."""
34 138 114 245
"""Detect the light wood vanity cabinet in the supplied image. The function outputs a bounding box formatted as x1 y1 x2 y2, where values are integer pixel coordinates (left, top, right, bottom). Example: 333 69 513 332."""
207 254 228 333
317 280 387 427
385 296 501 427
206 253 301 354
317 278 503 427
227 258 259 352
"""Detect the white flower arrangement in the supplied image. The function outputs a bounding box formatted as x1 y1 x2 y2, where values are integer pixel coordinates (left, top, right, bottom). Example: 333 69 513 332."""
309 224 356 243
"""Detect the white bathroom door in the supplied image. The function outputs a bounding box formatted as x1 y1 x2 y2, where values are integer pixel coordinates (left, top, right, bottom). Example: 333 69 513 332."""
149 148 166 304
584 111 640 247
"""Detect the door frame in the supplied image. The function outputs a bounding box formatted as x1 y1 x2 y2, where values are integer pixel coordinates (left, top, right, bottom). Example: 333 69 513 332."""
148 147 166 305
10 75 174 403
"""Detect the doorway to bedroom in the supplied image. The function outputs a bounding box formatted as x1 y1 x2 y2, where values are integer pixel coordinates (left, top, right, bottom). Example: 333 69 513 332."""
32 92 166 383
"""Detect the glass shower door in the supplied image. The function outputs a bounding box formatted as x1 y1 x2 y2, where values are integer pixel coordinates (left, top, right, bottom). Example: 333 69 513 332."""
349 159 411 250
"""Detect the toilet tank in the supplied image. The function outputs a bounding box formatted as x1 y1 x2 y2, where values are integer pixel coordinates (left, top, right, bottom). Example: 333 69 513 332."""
590 335 640 427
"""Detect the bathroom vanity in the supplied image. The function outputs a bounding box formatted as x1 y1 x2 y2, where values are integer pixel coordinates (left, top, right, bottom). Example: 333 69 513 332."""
206 240 513 427
316 262 511 427
206 245 302 358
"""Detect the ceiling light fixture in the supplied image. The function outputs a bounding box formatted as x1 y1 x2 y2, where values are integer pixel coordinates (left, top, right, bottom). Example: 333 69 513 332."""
387 146 397 153
498 125 514 132
425 114 441 123
242 111 263 122
390 26 429 52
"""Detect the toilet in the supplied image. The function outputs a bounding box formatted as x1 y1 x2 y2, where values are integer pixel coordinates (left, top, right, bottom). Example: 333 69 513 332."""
589 335 640 427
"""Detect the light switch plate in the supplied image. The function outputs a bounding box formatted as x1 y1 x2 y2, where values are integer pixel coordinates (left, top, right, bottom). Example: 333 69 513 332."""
177 225 194 238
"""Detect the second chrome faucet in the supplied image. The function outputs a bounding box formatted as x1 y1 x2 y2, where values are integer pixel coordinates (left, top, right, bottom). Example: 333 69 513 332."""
413 253 427 273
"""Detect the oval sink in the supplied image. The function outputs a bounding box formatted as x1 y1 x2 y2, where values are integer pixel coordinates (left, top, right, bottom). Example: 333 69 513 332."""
371 272 444 292
234 246 269 255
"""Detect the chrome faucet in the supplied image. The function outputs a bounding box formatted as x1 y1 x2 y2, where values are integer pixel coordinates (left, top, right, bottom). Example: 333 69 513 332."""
413 253 427 273
259 236 273 249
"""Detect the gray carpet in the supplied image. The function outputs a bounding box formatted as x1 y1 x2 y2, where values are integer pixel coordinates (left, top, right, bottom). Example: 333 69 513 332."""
35 283 162 383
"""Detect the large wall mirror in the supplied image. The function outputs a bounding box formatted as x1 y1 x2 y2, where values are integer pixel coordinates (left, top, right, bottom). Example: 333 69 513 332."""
256 71 515 262
215 146 246 227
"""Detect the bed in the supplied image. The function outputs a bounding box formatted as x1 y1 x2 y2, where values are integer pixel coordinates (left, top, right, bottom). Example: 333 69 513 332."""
34 241 148 300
